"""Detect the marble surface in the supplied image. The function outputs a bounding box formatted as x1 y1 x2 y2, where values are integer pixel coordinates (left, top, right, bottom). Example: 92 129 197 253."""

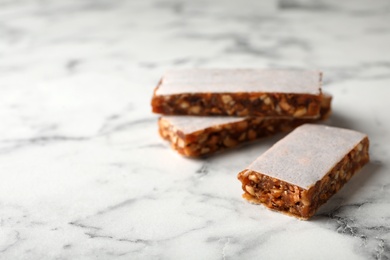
1 0 390 259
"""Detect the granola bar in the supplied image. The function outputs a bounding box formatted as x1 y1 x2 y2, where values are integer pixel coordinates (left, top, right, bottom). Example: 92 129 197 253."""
152 69 323 118
237 124 369 220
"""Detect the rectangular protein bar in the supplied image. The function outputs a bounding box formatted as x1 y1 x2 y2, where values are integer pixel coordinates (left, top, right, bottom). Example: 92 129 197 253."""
159 94 332 157
237 124 369 220
152 69 323 118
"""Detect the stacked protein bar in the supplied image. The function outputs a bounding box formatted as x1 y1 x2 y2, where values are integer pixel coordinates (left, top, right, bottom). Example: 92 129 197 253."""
151 69 370 220
151 69 332 157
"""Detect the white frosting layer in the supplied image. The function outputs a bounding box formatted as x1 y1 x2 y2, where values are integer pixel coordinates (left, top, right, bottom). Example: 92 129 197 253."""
247 124 367 189
162 116 245 134
156 69 322 95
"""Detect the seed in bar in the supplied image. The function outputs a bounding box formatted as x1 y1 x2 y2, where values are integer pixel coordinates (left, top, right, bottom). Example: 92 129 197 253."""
151 69 323 118
237 124 369 220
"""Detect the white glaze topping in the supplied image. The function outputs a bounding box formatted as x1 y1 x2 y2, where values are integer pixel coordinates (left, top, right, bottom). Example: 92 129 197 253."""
161 116 245 134
246 124 367 190
156 69 322 95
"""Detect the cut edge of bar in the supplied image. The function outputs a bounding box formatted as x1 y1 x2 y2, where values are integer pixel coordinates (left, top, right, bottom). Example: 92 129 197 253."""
238 137 370 219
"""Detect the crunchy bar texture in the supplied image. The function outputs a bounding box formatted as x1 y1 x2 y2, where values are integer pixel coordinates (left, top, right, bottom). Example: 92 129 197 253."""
152 69 323 118
159 117 300 157
159 94 331 157
237 124 370 220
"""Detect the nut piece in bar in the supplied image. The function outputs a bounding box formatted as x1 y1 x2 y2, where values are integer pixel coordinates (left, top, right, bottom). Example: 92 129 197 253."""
152 69 323 118
159 94 332 157
237 124 369 220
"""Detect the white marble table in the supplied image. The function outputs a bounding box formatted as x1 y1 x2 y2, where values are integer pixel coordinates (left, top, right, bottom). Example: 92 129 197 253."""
1 0 390 259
